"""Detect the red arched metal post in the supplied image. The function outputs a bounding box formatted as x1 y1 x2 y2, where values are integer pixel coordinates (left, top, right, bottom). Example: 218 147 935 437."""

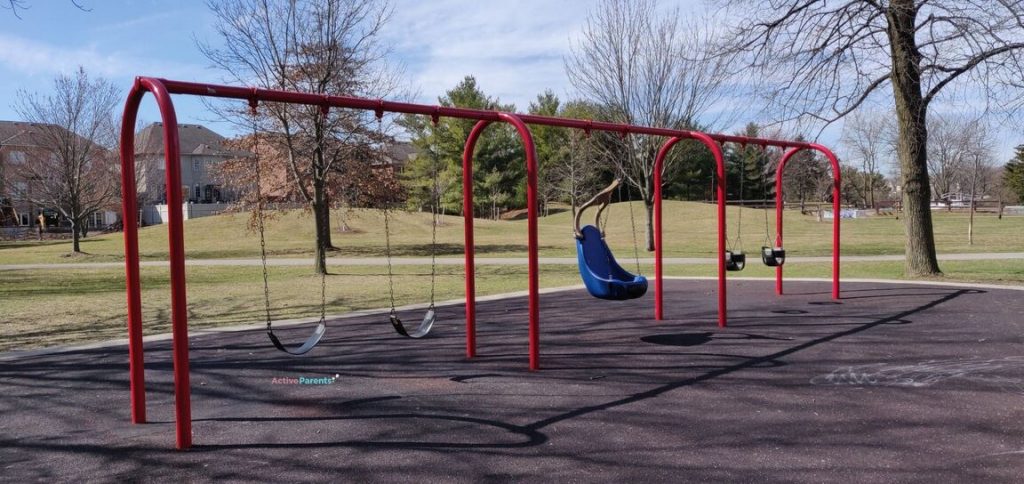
462 120 490 359
653 137 681 321
461 114 541 370
774 146 842 299
119 81 146 425
652 133 728 327
774 148 801 296
813 144 843 300
119 77 193 450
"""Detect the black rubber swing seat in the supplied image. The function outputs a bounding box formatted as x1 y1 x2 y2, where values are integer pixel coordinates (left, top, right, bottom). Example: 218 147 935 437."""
762 246 786 267
267 320 327 356
390 306 436 339
725 251 746 271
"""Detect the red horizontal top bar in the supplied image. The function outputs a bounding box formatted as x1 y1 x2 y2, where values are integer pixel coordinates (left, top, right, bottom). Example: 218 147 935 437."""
147 77 819 150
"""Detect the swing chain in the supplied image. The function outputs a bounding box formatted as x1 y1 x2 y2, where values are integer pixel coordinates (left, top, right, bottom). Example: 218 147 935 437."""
249 102 274 330
735 144 746 252
760 144 773 246
379 116 398 315
428 117 439 307
622 133 642 275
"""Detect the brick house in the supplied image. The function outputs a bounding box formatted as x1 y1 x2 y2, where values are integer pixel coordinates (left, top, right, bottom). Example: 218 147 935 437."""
0 121 117 229
134 123 252 205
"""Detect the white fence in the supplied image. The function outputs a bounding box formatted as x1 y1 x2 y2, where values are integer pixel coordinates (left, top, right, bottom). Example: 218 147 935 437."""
142 203 233 226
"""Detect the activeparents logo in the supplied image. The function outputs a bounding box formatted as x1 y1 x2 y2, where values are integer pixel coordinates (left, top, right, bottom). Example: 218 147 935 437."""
271 374 341 385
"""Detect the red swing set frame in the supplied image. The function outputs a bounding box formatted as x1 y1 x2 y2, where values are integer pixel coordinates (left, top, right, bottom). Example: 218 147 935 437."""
119 76 841 449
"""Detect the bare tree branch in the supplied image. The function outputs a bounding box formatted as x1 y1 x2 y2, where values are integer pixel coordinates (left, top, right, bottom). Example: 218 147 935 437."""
11 67 120 252
720 0 1024 276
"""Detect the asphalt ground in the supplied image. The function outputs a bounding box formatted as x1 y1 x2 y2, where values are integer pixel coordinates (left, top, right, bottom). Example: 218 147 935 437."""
1 279 1022 482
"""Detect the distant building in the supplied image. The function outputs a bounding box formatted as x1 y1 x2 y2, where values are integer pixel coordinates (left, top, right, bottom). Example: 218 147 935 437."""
0 121 117 230
134 123 251 205
384 141 417 171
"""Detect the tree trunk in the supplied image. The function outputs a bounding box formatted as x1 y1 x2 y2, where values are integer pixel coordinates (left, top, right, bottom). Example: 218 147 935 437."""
71 219 81 253
888 1 941 276
312 181 332 275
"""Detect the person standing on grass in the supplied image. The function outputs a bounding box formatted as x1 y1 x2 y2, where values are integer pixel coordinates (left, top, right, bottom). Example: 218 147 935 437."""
36 212 45 241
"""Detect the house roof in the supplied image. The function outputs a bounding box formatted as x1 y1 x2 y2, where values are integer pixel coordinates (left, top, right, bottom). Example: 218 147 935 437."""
135 122 250 157
0 121 57 148
0 120 105 153
386 141 418 165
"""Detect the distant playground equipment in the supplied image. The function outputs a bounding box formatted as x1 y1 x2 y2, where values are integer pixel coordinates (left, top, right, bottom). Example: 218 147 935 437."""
573 178 648 300
117 77 841 449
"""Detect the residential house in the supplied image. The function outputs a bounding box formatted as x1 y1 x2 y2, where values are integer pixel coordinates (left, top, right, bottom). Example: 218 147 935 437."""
135 122 251 205
0 120 117 230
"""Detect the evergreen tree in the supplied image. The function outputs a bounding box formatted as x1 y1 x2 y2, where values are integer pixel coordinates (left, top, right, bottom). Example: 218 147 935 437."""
400 76 521 217
528 90 569 215
1004 145 1024 202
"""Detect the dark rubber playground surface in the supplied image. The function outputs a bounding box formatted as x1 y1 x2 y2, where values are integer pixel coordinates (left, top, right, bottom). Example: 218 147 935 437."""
2 279 1023 482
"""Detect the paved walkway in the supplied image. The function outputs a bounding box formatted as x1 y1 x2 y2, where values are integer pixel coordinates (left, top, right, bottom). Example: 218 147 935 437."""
2 252 1024 270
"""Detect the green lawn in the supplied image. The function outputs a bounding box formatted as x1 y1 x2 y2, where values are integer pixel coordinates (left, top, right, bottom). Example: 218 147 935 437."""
2 258 1022 353
2 202 1023 353
2 201 1023 265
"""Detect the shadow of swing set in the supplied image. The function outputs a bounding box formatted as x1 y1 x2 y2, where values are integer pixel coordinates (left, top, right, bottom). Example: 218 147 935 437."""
118 77 842 450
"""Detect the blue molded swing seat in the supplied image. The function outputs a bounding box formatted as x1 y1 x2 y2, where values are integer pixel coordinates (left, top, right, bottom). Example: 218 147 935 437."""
575 225 648 300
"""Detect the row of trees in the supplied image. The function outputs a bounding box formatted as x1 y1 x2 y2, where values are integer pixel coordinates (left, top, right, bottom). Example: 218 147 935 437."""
200 0 1024 277
7 0 1024 280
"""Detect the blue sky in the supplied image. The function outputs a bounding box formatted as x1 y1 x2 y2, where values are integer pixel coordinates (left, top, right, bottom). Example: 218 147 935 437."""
0 0 616 133
0 0 1017 165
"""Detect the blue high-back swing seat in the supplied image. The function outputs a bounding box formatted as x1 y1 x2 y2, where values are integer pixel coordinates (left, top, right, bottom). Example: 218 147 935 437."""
575 225 648 300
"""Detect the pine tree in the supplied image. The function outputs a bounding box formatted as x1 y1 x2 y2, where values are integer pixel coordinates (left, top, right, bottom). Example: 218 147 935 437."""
1004 145 1024 202
399 76 521 217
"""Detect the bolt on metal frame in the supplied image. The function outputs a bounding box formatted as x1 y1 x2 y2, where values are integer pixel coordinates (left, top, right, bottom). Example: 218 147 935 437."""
119 77 841 450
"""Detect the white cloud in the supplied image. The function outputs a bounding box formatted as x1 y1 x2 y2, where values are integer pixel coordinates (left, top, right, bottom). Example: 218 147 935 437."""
384 0 592 109
0 33 206 80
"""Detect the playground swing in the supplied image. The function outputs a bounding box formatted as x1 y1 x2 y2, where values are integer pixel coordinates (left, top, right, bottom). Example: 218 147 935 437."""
758 145 786 267
249 100 327 355
381 115 438 338
724 147 746 272
572 133 648 301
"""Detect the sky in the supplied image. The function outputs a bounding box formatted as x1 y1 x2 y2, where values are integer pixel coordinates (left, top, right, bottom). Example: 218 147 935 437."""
0 0 1018 166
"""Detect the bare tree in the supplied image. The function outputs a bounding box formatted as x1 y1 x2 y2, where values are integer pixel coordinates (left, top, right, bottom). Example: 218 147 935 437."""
199 0 400 274
967 153 996 244
565 0 731 250
547 130 607 219
841 110 895 212
927 114 971 209
2 0 89 18
11 67 120 253
722 0 1024 276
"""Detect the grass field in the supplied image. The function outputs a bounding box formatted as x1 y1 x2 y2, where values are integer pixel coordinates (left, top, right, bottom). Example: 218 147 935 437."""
2 201 1024 264
2 201 1023 352
2 258 1023 353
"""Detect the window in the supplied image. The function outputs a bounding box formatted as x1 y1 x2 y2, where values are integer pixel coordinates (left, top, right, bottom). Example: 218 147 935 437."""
8 151 26 164
204 184 221 203
194 184 201 201
20 213 29 226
